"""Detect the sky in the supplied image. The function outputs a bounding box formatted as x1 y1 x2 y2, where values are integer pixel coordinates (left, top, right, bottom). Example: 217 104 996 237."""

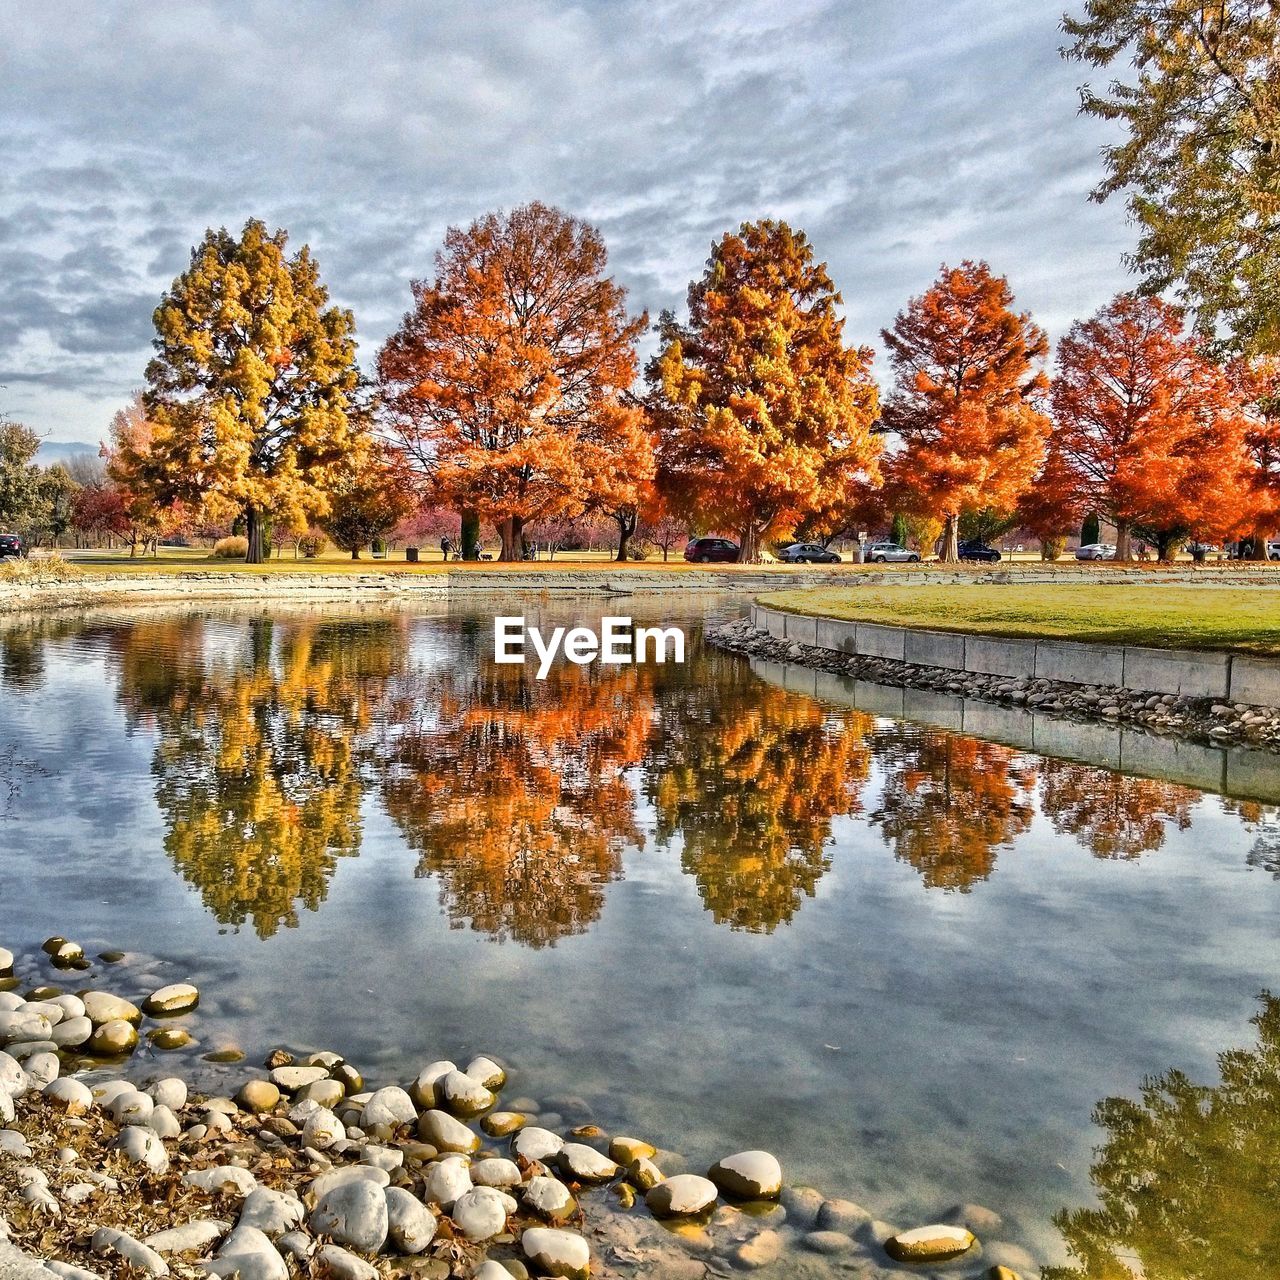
1 0 1135 445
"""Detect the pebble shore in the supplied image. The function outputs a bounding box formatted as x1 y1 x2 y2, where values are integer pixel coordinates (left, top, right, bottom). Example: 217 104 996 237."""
0 940 1038 1279
709 618 1280 753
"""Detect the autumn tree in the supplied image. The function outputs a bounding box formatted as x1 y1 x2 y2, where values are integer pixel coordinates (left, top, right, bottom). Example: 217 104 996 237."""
880 261 1050 561
1017 446 1084 560
321 445 415 559
1063 0 1280 356
378 202 648 561
105 394 189 556
1235 357 1280 555
0 420 45 534
648 220 882 562
1050 294 1254 560
136 220 362 563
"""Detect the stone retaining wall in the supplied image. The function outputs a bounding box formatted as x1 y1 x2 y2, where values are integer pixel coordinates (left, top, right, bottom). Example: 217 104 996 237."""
751 604 1280 706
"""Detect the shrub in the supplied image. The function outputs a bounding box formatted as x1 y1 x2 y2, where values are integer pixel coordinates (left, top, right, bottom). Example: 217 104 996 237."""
0 554 85 585
1041 537 1067 561
628 543 653 560
212 536 249 559
298 533 327 559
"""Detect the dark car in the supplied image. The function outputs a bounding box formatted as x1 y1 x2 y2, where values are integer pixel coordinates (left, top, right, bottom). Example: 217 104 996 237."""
957 540 1001 563
0 534 24 559
777 542 841 564
684 537 741 564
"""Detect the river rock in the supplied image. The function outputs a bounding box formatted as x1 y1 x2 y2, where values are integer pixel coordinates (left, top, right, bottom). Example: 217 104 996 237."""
0 948 11 976
23 1051 59 1088
144 1219 229 1253
474 1264 515 1280
308 1178 389 1253
708 1150 782 1200
557 1142 618 1183
149 1027 192 1051
82 992 141 1026
114 1125 169 1174
523 1175 576 1222
482 1110 527 1137
803 1230 857 1254
816 1197 871 1233
148 1078 188 1111
984 1241 1038 1272
0 1092 10 1124
645 1174 719 1218
91 1227 169 1277
50 941 85 968
237 1079 281 1113
52 994 85 1021
417 1109 480 1153
270 1065 329 1092
207 1225 288 1280
0 1051 26 1096
513 1125 563 1163
314 1245 377 1280
521 1227 591 1279
358 1143 402 1172
452 1187 509 1240
184 1166 258 1198
472 1156 523 1188
779 1185 824 1230
142 983 200 1016
944 1202 1003 1234
626 1157 663 1192
149 1104 181 1139
384 1185 437 1254
276 1231 312 1264
885 1224 976 1262
89 1019 138 1055
466 1055 506 1089
440 1069 494 1117
0 1131 31 1157
302 1106 345 1150
734 1228 783 1269
410 1060 456 1109
238 1186 304 1236
608 1136 654 1165
421 1156 472 1208
106 1089 154 1126
22 1001 65 1027
298 1078 346 1108
989 1269 1022 1280
0 1009 52 1044
359 1085 417 1135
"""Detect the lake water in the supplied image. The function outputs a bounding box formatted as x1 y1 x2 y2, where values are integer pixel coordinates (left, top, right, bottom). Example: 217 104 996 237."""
1 598 1278 1276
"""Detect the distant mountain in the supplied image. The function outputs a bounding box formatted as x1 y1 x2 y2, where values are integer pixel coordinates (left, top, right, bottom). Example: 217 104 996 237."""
37 441 100 464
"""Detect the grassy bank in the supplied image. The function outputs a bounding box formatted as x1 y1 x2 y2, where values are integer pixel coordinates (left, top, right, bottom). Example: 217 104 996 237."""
760 584 1280 658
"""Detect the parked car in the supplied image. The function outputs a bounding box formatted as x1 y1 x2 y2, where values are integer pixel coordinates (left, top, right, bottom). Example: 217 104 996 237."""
957 540 1001 563
1270 541 1280 561
1075 542 1116 561
683 536 741 563
777 542 841 564
0 534 25 559
865 541 920 563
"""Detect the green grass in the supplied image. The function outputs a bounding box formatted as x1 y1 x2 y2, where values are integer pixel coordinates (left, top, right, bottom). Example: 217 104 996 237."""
760 584 1280 658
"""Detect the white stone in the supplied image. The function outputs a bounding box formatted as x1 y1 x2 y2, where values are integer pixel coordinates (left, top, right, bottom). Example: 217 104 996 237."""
645 1174 720 1218
143 983 199 1016
885 1224 976 1263
523 1175 575 1220
21 1001 64 1027
238 1186 304 1236
451 1187 509 1240
557 1142 618 1183
50 1017 92 1049
521 1226 591 1279
0 1010 52 1044
308 1178 389 1253
0 1051 26 1097
417 1108 480 1153
514 1125 564 1163
313 1245 377 1280
465 1055 507 1089
0 948 11 975
441 1069 494 1116
114 1126 169 1175
21 1052 58 1089
51 994 85 1021
410 1060 456 1108
205 1225 288 1280
106 1089 154 1126
384 1186 436 1254
148 1078 188 1112
708 1150 783 1200
472 1157 523 1188
302 1106 345 1150
82 992 141 1026
306 1166 389 1203
183 1166 258 1197
358 1085 417 1135
149 1105 181 1140
421 1156 472 1208
144 1219 229 1253
270 1065 328 1092
92 1227 169 1277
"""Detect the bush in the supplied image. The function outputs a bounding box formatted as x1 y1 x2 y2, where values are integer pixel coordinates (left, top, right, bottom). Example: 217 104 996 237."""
212 536 249 559
628 543 653 561
0 554 85 585
298 533 327 559
1041 537 1067 561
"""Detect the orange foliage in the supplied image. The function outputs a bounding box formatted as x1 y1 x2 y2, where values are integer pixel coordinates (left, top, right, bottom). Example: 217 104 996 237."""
881 261 1050 561
377 202 648 560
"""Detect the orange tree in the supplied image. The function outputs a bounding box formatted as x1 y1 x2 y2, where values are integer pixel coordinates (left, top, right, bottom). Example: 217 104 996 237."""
881 260 1050 562
647 220 881 562
1051 293 1255 559
377 202 648 561
135 220 362 563
105 394 191 555
1236 357 1280 555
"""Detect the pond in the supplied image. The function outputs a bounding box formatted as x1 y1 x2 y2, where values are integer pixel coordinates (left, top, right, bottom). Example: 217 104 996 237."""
1 597 1278 1277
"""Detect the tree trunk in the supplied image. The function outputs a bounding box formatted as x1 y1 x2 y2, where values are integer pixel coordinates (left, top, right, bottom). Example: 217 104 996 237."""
739 525 761 563
460 508 480 560
1115 522 1131 562
1242 529 1268 560
939 513 960 563
615 511 636 562
350 548 360 560
499 515 524 561
244 507 266 564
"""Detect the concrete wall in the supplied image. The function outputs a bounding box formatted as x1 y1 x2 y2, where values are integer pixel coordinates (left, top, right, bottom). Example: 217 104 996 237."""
755 604 1279 706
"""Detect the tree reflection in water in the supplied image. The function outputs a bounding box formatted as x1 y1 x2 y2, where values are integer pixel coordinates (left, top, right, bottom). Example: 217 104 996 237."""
110 615 402 937
1048 994 1280 1280
378 646 651 947
867 726 1038 890
646 656 872 932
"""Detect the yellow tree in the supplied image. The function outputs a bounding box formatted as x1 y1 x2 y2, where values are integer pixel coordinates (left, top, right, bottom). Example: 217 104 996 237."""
136 220 363 562
648 220 882 561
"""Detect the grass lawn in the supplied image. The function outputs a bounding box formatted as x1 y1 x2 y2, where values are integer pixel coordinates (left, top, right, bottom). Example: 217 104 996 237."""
760 584 1280 658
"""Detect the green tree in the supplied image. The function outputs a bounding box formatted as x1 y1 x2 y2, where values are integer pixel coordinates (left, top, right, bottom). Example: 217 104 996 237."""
138 219 363 563
1081 511 1100 546
321 447 414 559
0 420 45 535
1063 1 1280 354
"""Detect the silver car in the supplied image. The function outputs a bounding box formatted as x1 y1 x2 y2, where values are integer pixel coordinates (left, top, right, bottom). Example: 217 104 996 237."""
1075 543 1116 561
865 541 920 563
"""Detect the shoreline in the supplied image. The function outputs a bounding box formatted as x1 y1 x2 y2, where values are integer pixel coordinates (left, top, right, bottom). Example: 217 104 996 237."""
0 940 1030 1280
708 616 1280 758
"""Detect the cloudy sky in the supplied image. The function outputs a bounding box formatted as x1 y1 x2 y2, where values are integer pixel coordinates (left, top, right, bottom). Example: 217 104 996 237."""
2 0 1134 444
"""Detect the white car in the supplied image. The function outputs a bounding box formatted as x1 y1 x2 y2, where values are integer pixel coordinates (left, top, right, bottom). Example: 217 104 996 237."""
1075 543 1116 561
865 541 920 563
1269 541 1280 561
